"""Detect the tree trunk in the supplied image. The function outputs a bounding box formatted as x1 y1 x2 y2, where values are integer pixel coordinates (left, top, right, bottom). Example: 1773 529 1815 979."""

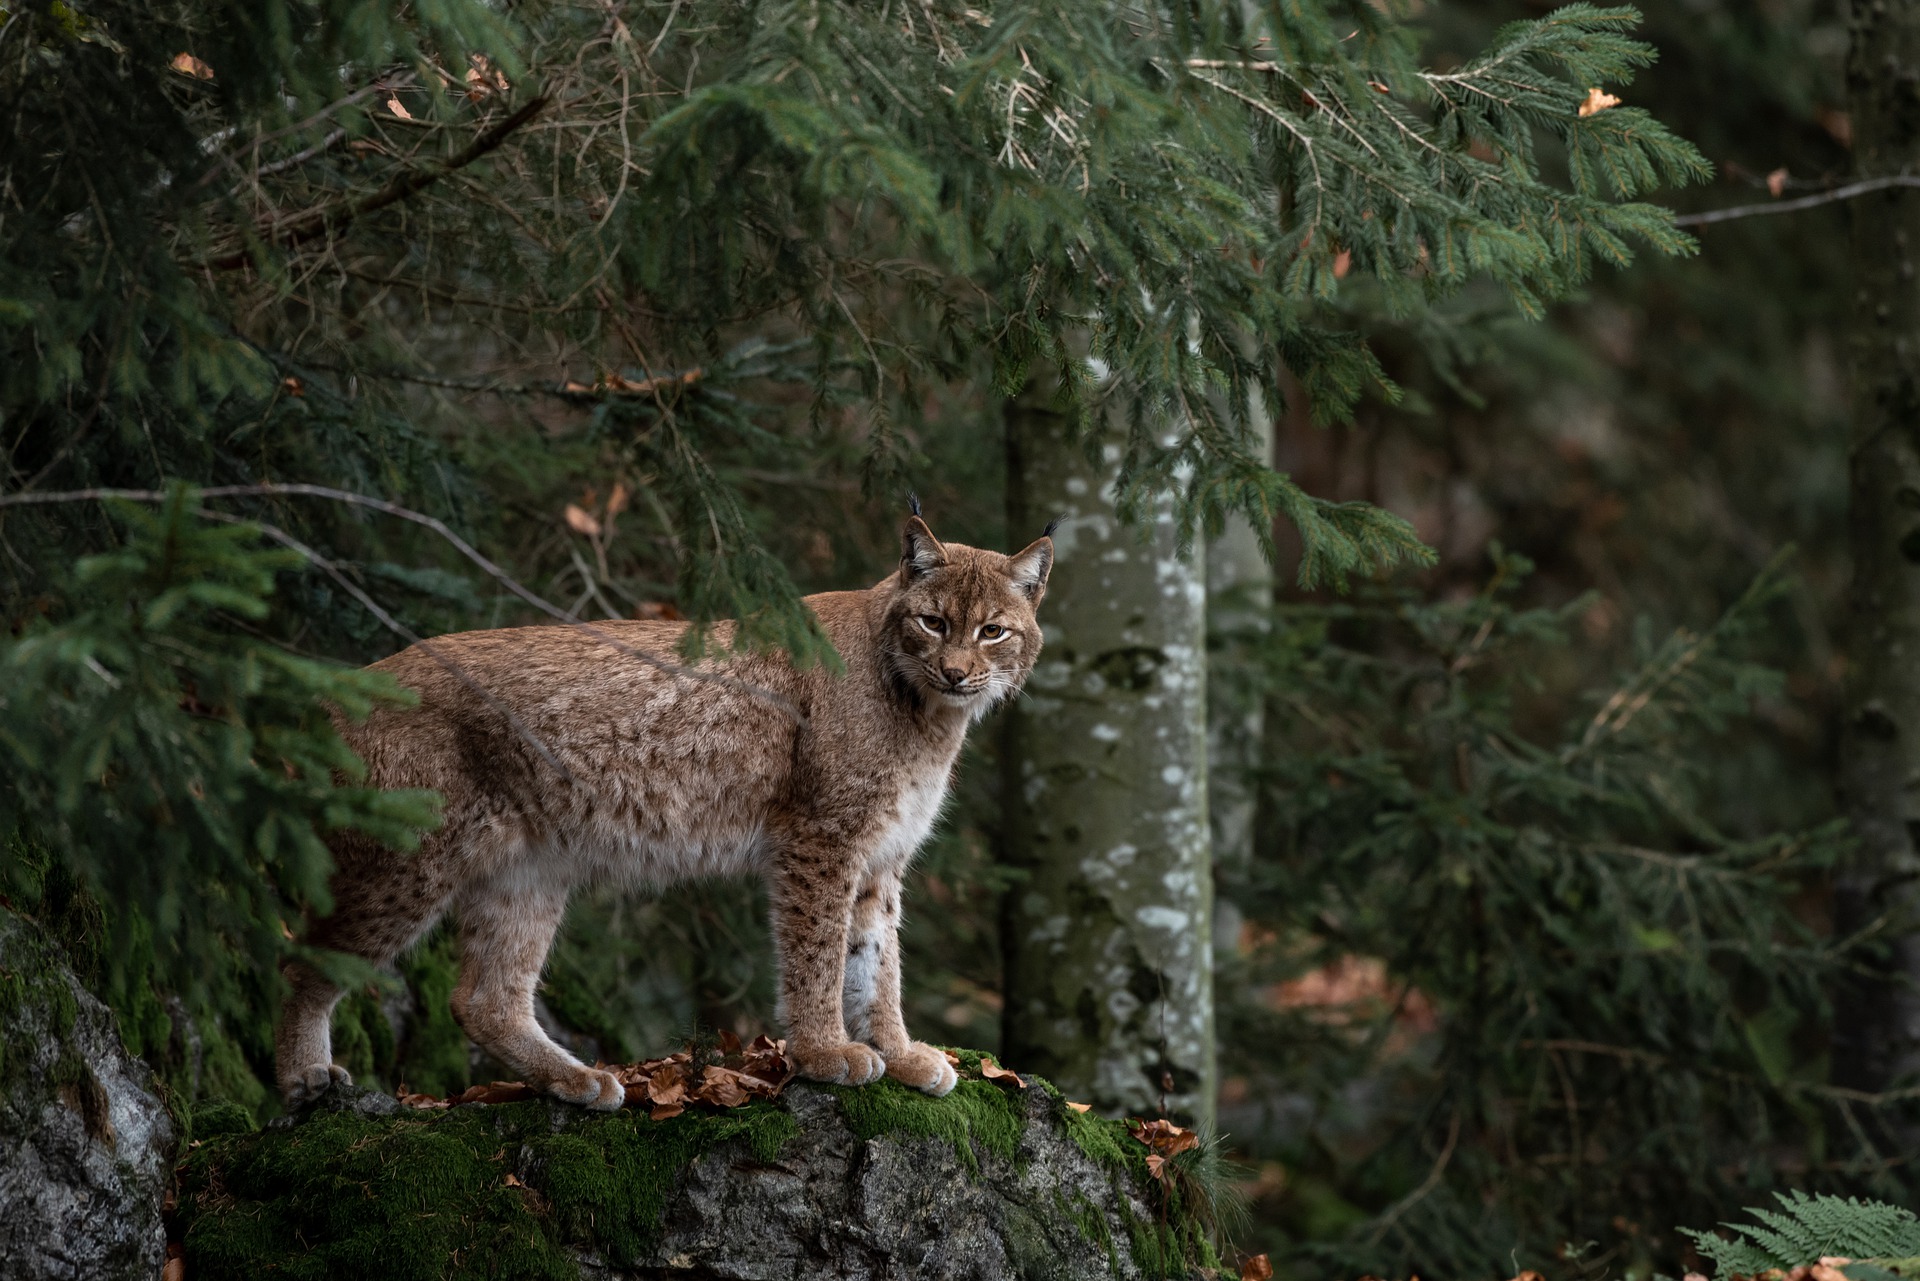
1000 390 1216 1127
1205 389 1274 940
1835 0 1920 1101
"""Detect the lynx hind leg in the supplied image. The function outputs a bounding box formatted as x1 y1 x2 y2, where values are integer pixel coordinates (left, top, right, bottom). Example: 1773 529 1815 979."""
451 879 623 1111
276 844 453 1107
275 962 350 1104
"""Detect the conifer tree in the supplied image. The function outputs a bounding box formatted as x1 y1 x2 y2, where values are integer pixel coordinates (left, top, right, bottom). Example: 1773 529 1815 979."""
0 0 1707 1116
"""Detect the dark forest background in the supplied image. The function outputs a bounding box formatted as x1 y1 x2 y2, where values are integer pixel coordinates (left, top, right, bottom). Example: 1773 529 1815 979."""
0 1 1902 1278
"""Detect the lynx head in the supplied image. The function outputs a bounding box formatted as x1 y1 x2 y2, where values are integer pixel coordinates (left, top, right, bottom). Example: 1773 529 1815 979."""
879 512 1053 716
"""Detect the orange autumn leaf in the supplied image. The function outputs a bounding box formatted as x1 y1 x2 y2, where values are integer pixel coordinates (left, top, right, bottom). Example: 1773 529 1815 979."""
170 53 214 80
1066 1101 1092 1114
980 1057 1026 1088
385 96 413 120
693 1066 752 1108
1578 87 1621 118
1240 1254 1274 1281
1332 248 1353 279
564 504 602 537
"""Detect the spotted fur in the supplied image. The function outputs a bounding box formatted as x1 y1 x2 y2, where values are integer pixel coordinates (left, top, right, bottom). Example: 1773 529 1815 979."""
275 516 1052 1109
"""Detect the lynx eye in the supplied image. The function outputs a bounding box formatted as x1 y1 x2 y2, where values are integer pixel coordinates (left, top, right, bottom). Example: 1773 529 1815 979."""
916 615 948 635
978 623 1007 640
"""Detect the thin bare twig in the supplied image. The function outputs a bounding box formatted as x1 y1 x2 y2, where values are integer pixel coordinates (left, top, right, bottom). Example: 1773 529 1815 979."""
0 484 808 726
198 507 578 782
1674 175 1920 227
201 96 549 272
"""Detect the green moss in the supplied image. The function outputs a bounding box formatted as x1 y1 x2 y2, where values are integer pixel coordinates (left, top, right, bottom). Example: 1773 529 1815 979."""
198 1017 269 1118
190 1098 256 1141
0 909 82 1096
394 927 468 1098
176 1096 799 1279
831 1070 1027 1174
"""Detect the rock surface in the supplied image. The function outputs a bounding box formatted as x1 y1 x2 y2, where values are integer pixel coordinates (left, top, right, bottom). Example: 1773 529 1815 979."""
177 1059 1220 1280
0 909 178 1281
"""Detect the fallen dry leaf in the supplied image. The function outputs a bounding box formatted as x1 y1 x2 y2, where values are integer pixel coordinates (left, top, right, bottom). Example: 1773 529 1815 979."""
647 1065 687 1108
694 1066 752 1108
1332 248 1353 279
1578 87 1621 118
503 1172 525 1188
465 54 511 99
1811 1267 1849 1281
1145 1153 1166 1180
170 53 214 80
281 376 305 398
1767 167 1790 198
607 481 631 518
980 1057 1026 1089
1240 1254 1274 1281
564 504 602 537
650 1102 685 1121
1066 1101 1092 1114
384 96 413 120
1127 1117 1200 1158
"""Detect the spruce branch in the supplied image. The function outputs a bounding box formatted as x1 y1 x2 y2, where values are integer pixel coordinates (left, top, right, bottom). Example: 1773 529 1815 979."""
200 95 549 272
0 485 807 725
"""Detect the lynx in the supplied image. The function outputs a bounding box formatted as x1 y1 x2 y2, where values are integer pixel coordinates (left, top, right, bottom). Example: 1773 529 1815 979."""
276 514 1052 1109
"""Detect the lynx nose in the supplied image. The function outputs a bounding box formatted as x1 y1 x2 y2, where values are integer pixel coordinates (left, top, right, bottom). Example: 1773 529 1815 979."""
941 665 968 687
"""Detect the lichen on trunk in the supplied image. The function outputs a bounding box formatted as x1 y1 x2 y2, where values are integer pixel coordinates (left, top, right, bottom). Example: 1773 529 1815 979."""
1001 392 1217 1128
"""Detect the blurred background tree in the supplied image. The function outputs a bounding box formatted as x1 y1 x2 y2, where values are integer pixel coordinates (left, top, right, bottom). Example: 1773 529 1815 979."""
3 0 1903 1278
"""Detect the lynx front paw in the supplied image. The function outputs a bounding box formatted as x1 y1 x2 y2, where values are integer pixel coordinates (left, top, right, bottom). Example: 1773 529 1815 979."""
883 1042 958 1097
283 1063 351 1106
547 1065 625 1112
792 1041 887 1086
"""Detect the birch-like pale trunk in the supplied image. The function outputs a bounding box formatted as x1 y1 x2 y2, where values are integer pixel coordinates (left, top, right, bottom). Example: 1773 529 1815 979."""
1000 393 1216 1126
1834 0 1920 1100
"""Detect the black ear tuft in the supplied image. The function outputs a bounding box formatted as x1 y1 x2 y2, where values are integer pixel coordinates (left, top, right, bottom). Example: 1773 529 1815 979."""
907 491 923 518
901 514 948 579
1042 514 1064 538
1007 535 1054 605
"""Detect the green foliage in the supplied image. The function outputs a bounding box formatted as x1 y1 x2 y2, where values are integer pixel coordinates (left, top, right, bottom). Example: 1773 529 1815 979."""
0 489 441 1023
1684 1193 1920 1277
1219 553 1856 1277
1 0 1716 1237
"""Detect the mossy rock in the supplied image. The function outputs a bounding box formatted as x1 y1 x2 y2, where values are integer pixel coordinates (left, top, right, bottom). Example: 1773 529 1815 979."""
0 908 177 1281
174 1063 1221 1280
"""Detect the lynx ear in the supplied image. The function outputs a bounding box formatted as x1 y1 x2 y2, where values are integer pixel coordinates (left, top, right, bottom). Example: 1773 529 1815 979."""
900 515 949 582
1007 536 1053 607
